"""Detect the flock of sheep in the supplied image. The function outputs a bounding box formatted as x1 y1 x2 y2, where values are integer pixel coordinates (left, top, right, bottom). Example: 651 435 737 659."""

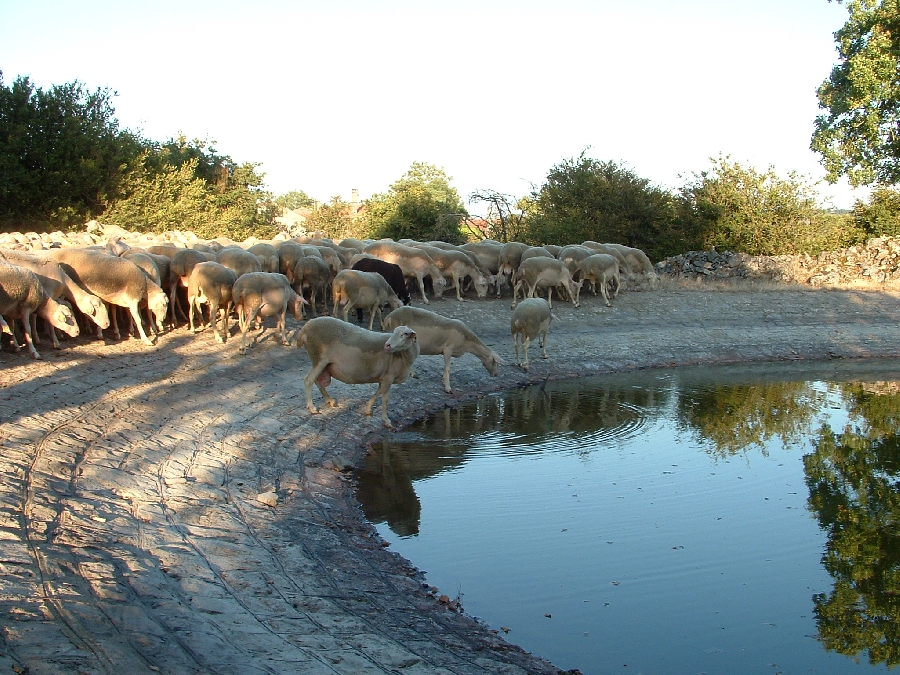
0 229 658 426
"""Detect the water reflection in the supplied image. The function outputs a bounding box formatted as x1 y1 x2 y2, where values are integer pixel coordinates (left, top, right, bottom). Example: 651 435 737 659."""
804 381 900 668
357 361 900 669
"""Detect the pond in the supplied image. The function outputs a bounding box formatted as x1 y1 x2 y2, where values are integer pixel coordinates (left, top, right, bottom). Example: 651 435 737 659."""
356 359 900 675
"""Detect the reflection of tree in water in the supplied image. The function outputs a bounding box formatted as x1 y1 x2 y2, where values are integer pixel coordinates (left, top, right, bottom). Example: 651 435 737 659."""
675 380 822 458
804 383 900 668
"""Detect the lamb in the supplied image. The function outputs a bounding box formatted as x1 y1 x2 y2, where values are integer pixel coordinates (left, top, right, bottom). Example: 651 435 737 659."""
361 241 448 303
510 297 552 371
0 249 110 338
512 257 581 309
331 268 403 330
187 261 238 343
0 260 79 359
382 305 501 393
43 247 168 345
296 316 419 428
577 253 621 306
231 272 307 354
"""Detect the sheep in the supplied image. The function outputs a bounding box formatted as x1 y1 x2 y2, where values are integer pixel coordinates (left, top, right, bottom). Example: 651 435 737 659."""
361 241 448 304
556 245 596 278
419 246 493 301
43 247 168 345
246 242 280 273
512 257 581 309
0 260 79 359
187 262 238 343
510 297 552 371
578 253 621 306
292 255 332 317
602 243 658 289
296 316 419 428
382 305 501 393
581 241 634 286
0 249 110 337
170 248 216 324
216 246 263 279
351 257 411 307
331 269 403 330
231 272 307 354
498 242 529 292
276 240 306 284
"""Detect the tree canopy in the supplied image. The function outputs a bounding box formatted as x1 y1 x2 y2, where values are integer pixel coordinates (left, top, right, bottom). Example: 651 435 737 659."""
523 152 680 260
365 162 467 243
0 72 141 228
812 0 900 186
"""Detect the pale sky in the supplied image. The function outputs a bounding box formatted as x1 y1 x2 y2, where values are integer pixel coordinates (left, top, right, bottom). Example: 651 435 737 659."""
1 0 868 212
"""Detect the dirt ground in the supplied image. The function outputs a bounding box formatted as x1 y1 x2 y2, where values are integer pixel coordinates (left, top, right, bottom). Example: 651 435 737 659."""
2 280 900 675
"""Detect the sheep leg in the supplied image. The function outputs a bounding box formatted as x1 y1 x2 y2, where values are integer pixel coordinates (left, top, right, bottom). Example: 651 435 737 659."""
521 334 531 371
454 276 464 302
19 309 41 359
415 275 429 304
442 349 453 393
278 306 290 345
540 328 548 359
513 332 522 367
0 316 21 352
304 362 337 413
600 277 611 307
127 302 155 346
364 379 395 428
546 287 553 309
110 304 122 340
209 299 225 343
239 305 261 354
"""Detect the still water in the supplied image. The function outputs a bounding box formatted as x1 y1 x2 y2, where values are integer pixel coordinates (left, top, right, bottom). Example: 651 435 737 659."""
356 360 900 674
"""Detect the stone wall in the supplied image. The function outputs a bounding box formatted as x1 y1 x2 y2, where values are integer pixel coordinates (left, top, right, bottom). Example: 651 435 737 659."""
655 236 900 287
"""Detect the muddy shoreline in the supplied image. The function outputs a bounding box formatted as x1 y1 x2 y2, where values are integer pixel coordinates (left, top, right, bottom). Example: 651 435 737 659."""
2 282 900 674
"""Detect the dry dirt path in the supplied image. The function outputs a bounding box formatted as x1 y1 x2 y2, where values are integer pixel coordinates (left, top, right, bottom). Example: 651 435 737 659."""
1 283 899 675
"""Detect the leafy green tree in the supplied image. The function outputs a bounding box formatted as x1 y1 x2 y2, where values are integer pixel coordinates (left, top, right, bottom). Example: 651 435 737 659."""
804 382 900 668
525 151 680 260
0 72 142 229
852 186 900 236
679 155 861 256
365 162 467 243
812 0 900 186
275 190 315 211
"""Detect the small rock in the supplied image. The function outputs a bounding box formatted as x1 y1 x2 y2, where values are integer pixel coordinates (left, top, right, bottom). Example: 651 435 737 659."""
256 491 278 507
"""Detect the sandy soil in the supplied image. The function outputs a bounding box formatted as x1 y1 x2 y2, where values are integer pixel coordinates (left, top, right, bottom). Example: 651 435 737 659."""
2 281 900 675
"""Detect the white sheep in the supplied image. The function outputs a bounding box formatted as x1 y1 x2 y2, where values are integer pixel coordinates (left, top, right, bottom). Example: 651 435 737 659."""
43 247 168 346
510 297 552 371
360 241 448 304
297 316 419 428
187 261 238 343
512 257 581 309
0 260 80 359
231 272 308 354
382 305 501 393
331 269 403 330
577 253 621 306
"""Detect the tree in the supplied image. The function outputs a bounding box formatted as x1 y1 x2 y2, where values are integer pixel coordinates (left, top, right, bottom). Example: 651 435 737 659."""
467 189 529 242
679 155 860 256
0 72 142 229
851 186 900 236
275 190 315 211
365 162 467 243
811 0 900 186
525 151 679 260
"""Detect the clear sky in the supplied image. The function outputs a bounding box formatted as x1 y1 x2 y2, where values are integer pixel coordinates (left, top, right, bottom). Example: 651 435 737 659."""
0 0 868 212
